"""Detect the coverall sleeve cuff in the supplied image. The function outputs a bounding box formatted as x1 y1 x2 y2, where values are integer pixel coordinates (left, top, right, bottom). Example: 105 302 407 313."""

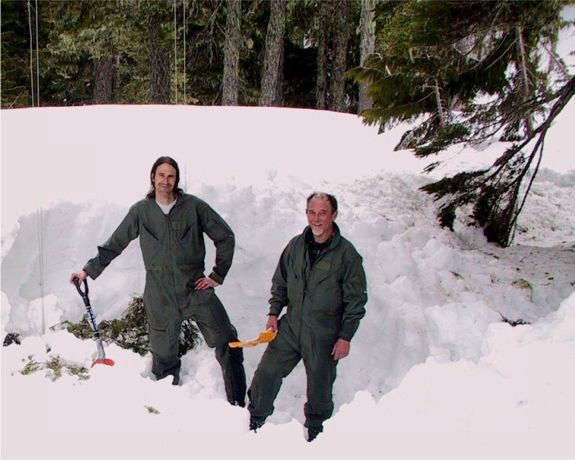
209 271 224 284
82 265 98 280
338 328 356 342
268 303 283 317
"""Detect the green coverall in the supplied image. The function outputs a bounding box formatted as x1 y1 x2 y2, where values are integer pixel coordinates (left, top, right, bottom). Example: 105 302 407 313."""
248 223 367 431
83 194 246 404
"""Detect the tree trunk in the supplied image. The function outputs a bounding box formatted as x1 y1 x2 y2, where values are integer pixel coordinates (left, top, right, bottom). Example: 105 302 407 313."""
434 79 445 126
148 7 171 104
516 25 533 136
275 37 285 106
315 1 332 110
222 0 241 106
259 0 286 106
330 0 349 112
358 0 376 112
93 55 115 103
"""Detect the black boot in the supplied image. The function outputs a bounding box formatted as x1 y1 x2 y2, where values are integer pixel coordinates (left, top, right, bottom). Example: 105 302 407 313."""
249 416 265 432
306 427 321 442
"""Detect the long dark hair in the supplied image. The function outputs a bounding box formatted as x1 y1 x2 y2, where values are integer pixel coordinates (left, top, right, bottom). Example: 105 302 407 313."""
146 156 184 199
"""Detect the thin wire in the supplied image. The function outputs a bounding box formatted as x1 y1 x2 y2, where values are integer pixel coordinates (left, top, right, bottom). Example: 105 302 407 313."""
37 207 46 334
174 0 178 104
35 0 40 106
27 0 35 107
183 0 187 103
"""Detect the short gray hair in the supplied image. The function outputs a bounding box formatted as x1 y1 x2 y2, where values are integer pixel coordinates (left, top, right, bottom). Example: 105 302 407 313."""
306 192 338 213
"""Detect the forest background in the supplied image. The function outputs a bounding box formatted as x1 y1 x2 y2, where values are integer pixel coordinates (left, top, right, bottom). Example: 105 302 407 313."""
2 0 574 245
2 0 380 110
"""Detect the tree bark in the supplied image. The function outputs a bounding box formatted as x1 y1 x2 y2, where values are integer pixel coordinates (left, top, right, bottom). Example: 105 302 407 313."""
222 0 241 106
330 0 349 112
315 1 330 110
93 54 115 103
148 7 171 104
358 0 376 112
259 0 286 106
515 25 533 136
275 37 285 106
434 79 445 126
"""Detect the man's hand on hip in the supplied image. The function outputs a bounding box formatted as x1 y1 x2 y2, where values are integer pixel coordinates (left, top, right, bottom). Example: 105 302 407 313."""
195 277 219 290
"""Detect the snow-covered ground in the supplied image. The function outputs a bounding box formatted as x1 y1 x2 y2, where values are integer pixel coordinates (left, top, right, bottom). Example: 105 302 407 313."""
1 101 574 460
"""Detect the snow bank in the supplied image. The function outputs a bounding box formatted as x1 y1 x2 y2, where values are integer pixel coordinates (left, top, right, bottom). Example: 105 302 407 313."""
2 104 574 458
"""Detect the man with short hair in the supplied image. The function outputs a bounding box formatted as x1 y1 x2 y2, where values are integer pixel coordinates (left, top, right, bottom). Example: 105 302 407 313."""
248 192 368 441
70 156 246 406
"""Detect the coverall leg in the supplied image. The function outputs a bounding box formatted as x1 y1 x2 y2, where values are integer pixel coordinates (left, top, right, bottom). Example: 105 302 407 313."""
147 314 182 380
302 343 338 432
186 288 247 406
144 277 183 381
248 324 301 424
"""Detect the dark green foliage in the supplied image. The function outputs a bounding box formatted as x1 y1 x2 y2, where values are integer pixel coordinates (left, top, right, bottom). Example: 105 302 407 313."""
1 1 35 107
19 355 90 381
398 121 470 157
3 332 21 347
65 295 202 357
500 314 531 327
351 0 573 247
421 169 487 230
1 0 368 109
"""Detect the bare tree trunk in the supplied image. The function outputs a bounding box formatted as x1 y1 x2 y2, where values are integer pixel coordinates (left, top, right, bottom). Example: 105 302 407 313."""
358 0 376 112
222 0 241 106
148 7 171 104
275 38 285 106
315 1 330 110
516 25 533 136
434 79 445 126
94 54 115 103
330 0 349 112
259 0 286 106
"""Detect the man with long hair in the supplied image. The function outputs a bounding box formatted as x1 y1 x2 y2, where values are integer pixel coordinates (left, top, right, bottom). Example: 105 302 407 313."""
71 156 246 406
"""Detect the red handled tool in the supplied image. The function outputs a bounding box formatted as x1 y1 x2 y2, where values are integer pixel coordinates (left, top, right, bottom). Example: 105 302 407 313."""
73 279 115 367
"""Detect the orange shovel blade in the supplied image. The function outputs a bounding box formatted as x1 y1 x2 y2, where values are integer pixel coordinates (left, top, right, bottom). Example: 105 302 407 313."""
229 328 277 348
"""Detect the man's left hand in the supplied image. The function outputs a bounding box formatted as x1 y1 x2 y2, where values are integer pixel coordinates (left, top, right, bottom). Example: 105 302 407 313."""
331 338 350 360
195 277 219 290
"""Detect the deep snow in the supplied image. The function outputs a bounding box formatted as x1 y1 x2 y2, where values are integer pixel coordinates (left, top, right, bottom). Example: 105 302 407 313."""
1 102 574 460
2 17 575 454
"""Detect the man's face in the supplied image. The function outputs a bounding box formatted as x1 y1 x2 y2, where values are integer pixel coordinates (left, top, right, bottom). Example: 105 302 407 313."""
153 163 177 197
306 196 337 241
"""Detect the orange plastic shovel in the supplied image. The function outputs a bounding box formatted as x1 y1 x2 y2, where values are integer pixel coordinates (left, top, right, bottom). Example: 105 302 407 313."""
228 328 277 348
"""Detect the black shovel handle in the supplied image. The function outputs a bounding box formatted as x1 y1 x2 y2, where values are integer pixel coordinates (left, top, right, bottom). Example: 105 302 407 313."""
73 278 90 306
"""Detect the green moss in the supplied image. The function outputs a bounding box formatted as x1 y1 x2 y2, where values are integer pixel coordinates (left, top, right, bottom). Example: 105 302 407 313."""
20 358 41 375
45 357 63 381
512 279 533 291
65 295 201 357
68 365 90 381
20 355 90 382
145 405 160 415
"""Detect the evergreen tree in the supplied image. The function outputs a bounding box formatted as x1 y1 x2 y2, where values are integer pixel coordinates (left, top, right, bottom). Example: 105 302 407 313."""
259 0 286 106
1 1 36 107
1 0 366 110
222 0 241 105
142 1 172 104
358 0 376 112
350 0 574 246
